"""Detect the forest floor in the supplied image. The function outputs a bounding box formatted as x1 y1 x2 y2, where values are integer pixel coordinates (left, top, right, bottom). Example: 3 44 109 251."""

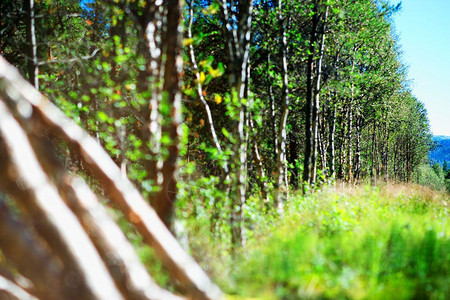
184 183 450 299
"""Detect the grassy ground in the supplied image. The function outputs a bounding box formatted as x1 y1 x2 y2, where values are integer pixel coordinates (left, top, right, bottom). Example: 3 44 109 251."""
186 184 450 299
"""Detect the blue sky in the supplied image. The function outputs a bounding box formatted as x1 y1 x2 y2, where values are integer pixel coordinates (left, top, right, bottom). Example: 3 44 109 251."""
390 0 450 136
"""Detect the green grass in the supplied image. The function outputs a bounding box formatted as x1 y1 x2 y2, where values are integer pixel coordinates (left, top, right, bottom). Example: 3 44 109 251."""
188 184 450 299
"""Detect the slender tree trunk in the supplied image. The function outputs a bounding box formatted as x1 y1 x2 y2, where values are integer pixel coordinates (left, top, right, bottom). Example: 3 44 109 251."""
232 76 249 248
289 130 299 188
188 0 231 234
137 5 164 196
187 0 229 175
383 110 390 182
318 110 327 176
347 104 353 183
221 0 253 248
153 0 183 228
393 141 397 181
371 120 377 185
268 54 279 161
376 129 381 179
303 3 319 187
354 115 362 183
328 104 336 179
310 4 328 185
25 0 39 89
274 0 290 206
250 116 268 203
346 61 355 184
338 137 345 180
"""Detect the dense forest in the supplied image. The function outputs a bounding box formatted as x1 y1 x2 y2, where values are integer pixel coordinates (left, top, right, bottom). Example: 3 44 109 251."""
0 0 448 299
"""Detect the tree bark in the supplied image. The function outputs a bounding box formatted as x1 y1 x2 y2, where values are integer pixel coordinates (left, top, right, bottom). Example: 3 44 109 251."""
153 0 183 228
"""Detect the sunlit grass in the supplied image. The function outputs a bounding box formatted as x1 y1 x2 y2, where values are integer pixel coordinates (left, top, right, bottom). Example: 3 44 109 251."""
189 184 450 299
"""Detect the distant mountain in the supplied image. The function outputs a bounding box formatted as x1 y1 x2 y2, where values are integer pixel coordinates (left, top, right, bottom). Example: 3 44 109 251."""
429 136 450 164
433 135 450 142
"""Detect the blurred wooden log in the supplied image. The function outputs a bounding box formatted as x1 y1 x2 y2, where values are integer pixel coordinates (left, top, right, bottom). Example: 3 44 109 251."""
0 56 223 300
0 275 37 300
0 100 124 300
0 198 63 299
26 132 183 300
62 177 184 300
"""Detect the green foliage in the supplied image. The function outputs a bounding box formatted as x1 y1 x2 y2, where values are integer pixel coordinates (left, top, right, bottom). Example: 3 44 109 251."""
184 185 450 299
1 0 442 295
443 160 449 174
414 163 446 191
3 0 435 208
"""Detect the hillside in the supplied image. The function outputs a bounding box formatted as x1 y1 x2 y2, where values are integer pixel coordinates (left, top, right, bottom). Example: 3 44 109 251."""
429 136 450 164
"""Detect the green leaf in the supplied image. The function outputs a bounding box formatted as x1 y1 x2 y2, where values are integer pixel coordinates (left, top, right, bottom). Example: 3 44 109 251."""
97 111 109 122
222 127 230 138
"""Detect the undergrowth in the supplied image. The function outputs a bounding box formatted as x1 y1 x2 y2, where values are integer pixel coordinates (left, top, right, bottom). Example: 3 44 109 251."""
181 184 450 299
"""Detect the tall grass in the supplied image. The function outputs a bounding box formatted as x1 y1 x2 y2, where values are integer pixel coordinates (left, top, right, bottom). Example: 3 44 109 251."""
230 185 450 299
182 184 450 299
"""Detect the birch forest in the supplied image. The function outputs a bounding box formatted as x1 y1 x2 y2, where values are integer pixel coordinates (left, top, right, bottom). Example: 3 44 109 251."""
0 0 449 299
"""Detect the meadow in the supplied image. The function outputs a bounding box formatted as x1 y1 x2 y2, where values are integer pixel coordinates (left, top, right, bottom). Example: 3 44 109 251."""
182 184 450 299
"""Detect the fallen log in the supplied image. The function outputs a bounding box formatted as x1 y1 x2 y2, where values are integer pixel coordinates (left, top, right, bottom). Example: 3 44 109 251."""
0 55 222 300
0 275 38 300
25 131 183 300
0 197 63 300
0 100 124 300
